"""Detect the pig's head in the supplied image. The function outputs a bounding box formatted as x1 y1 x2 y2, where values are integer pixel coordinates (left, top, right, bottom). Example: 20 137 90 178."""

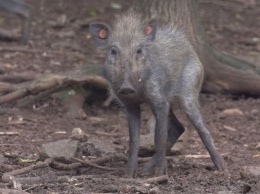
89 12 157 100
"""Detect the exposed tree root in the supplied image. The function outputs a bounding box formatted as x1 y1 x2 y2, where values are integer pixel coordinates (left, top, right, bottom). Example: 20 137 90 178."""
0 28 20 41
203 45 260 96
0 65 107 105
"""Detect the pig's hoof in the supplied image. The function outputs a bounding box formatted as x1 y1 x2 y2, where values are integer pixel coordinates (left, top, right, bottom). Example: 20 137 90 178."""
143 155 167 176
143 159 156 174
215 160 227 172
154 166 167 176
212 154 227 172
125 166 137 178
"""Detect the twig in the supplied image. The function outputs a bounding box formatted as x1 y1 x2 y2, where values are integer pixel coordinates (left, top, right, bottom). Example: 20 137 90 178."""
183 153 229 159
71 157 119 171
183 154 213 159
23 184 41 192
2 158 53 183
0 189 29 194
8 121 26 125
0 144 19 146
0 132 19 136
50 160 82 170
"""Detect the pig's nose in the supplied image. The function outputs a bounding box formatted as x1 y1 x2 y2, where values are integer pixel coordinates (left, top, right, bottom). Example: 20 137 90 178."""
118 87 136 95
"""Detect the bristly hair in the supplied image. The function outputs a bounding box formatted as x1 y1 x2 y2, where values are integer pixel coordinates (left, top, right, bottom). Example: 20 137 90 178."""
108 9 192 55
110 10 146 48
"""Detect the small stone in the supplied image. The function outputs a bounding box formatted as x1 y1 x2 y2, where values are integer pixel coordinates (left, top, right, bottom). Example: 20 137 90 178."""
70 128 89 142
119 185 131 193
149 187 161 194
42 139 79 159
72 128 83 135
85 137 117 156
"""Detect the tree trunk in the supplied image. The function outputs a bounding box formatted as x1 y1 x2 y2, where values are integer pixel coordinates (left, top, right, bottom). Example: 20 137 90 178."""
133 0 260 96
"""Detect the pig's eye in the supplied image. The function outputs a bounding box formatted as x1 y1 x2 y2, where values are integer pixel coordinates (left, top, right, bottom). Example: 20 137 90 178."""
111 48 117 55
136 48 142 54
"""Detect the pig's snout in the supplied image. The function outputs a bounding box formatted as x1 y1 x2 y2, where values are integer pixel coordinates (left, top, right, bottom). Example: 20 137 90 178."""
118 86 136 95
118 76 136 96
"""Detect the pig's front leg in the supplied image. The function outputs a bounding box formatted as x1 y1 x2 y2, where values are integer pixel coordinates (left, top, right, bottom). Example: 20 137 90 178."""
144 101 170 176
124 103 141 178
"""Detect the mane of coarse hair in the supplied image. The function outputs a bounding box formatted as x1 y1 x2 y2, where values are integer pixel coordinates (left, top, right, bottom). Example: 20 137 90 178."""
110 10 146 46
113 10 144 31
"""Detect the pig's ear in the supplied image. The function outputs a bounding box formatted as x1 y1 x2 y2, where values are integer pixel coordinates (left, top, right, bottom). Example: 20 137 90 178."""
145 19 157 42
89 23 111 48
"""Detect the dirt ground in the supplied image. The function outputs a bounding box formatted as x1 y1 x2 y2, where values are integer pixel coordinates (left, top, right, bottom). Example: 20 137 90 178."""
0 0 260 193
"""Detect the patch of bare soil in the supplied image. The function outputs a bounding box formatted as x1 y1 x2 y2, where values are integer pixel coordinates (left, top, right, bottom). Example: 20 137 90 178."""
0 0 259 193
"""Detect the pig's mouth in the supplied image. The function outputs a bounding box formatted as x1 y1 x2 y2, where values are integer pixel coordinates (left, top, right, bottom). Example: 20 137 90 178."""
117 85 140 101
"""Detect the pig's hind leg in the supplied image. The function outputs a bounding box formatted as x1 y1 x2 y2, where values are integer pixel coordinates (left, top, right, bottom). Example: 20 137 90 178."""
180 97 226 171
